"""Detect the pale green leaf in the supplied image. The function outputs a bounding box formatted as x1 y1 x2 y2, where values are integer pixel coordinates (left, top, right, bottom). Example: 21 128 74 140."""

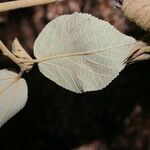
34 12 137 93
0 69 27 127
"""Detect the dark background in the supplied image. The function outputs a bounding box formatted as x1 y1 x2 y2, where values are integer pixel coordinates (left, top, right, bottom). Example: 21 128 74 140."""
0 0 149 149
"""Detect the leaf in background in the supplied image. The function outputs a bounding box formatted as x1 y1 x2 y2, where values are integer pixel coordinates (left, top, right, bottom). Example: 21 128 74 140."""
34 12 137 93
0 69 28 127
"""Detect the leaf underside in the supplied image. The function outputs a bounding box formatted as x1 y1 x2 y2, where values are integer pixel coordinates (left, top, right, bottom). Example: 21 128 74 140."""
0 69 27 127
34 12 137 93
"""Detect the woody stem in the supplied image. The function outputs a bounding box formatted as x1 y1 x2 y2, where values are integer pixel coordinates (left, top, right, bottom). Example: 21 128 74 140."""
0 41 21 65
0 0 61 12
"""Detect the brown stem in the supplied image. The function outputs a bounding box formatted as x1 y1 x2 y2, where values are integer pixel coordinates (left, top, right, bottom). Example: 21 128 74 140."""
0 41 21 65
0 41 33 72
0 0 61 12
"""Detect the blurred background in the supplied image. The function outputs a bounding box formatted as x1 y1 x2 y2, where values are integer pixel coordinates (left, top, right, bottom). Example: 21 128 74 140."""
0 0 149 149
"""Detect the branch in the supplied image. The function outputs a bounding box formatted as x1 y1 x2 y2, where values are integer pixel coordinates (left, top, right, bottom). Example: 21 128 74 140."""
122 0 150 31
0 41 20 65
0 0 61 12
0 40 33 72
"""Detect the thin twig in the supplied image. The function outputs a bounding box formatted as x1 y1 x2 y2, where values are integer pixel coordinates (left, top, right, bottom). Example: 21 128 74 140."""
0 0 61 12
0 41 20 65
0 41 34 72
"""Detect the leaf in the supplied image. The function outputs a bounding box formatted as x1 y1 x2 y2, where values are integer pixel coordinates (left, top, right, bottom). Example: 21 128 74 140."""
12 38 34 72
34 12 137 93
12 38 33 61
0 69 28 127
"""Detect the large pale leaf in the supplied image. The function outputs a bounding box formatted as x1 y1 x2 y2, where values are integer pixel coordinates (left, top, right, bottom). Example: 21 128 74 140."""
34 12 137 93
0 69 27 127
